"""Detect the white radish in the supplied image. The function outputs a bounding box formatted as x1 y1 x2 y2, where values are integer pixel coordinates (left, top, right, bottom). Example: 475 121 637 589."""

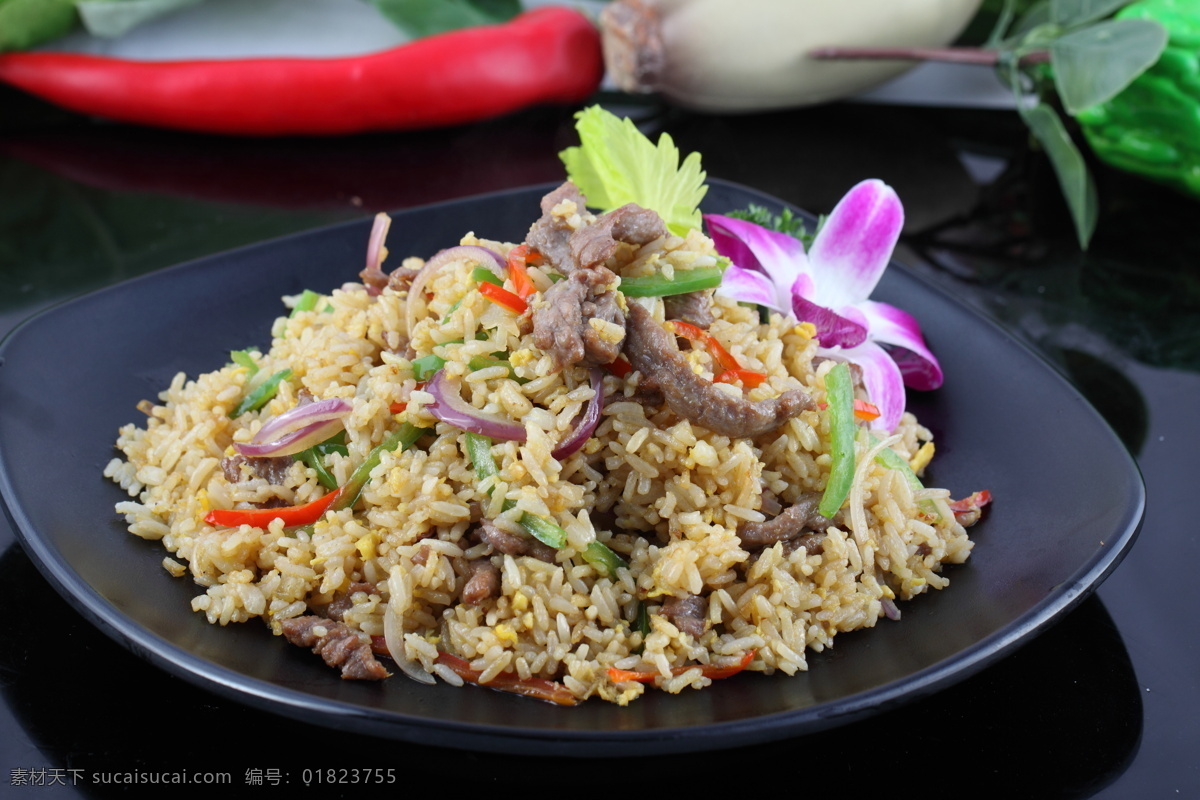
601 0 983 112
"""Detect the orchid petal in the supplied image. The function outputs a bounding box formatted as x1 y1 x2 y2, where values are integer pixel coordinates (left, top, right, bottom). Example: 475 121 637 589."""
839 341 907 432
705 214 808 310
806 179 903 308
791 294 867 348
719 263 780 310
857 300 943 390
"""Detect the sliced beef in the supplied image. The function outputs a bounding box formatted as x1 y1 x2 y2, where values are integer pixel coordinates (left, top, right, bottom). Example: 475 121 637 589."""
461 559 502 605
532 266 625 370
663 291 715 329
660 594 707 639
326 582 377 622
525 182 589 274
737 492 831 549
473 518 557 563
386 264 421 293
569 203 667 270
623 303 814 439
279 615 389 680
782 532 826 557
221 454 293 485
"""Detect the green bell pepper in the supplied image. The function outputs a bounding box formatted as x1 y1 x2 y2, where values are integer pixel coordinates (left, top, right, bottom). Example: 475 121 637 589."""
1076 0 1200 196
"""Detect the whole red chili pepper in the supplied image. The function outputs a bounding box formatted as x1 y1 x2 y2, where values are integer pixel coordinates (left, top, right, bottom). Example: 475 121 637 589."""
0 7 603 136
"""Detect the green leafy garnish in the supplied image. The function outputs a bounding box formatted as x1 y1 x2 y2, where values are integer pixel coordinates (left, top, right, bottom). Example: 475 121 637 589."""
560 105 708 237
989 0 1167 248
369 0 520 38
725 205 821 247
815 0 1167 249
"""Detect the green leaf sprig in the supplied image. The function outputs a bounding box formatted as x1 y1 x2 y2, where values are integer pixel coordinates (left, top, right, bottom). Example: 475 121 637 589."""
812 0 1169 250
993 0 1167 248
368 0 520 38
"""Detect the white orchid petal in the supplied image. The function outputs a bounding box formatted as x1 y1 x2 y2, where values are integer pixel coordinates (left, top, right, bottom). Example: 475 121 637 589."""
705 213 809 300
718 263 783 310
858 300 944 390
839 341 907 432
806 179 903 308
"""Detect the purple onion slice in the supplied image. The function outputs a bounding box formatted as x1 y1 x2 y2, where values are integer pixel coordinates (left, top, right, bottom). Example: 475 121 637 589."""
252 397 351 444
551 368 605 460
425 370 526 442
234 418 346 458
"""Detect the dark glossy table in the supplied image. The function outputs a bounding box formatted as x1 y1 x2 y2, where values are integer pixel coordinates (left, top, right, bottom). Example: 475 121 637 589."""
1 89 1196 797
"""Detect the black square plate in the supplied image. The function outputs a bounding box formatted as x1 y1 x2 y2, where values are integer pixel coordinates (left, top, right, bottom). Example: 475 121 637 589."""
0 180 1144 756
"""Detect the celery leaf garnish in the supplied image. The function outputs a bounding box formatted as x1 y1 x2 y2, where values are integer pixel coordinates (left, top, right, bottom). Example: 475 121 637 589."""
560 105 707 237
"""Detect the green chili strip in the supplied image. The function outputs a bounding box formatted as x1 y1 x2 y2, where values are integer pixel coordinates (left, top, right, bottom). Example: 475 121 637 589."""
818 362 856 519
634 600 651 634
870 434 940 521
229 369 292 419
467 353 527 383
333 422 429 510
229 349 259 375
471 266 504 287
412 354 447 380
464 433 626 578
440 296 465 324
289 289 322 317
619 265 725 297
296 432 349 490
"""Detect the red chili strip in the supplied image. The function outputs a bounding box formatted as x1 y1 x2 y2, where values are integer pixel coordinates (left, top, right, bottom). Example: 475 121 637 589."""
853 399 881 420
714 368 768 388
0 8 604 136
817 398 882 421
603 357 633 378
505 244 541 300
204 486 344 530
607 650 756 684
949 490 992 515
431 651 580 706
666 320 743 373
478 280 529 314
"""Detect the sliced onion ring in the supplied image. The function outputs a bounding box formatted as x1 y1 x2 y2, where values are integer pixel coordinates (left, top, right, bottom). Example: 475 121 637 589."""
234 418 346 458
385 567 436 685
360 212 392 295
425 370 526 441
405 245 505 339
551 368 604 460
252 397 351 444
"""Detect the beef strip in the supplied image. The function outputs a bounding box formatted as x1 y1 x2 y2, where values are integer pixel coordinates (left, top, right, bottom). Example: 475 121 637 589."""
473 518 557 563
279 615 389 680
663 290 715 329
525 181 589 274
386 264 421 293
326 582 376 622
532 265 625 369
568 203 667 270
359 262 388 295
737 492 831 549
461 559 502 605
660 594 708 639
623 303 814 438
221 454 293 485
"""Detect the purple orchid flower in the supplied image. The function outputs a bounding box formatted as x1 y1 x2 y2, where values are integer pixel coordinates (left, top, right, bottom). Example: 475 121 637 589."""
706 179 942 431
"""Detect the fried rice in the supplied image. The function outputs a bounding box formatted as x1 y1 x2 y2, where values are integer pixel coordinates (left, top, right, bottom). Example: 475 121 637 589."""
105 187 974 705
